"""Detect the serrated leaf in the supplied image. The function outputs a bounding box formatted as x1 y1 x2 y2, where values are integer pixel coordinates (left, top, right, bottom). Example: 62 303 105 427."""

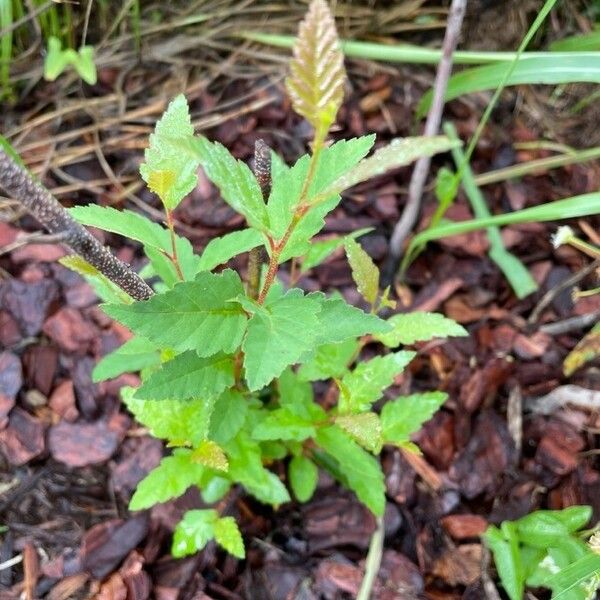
192 440 229 471
300 227 372 273
277 368 324 421
298 338 358 381
316 425 385 516
338 351 415 414
147 169 177 201
308 293 390 344
252 408 316 441
93 337 161 382
226 433 290 505
103 270 247 357
375 312 468 347
188 136 268 230
69 205 199 281
130 448 204 510
241 289 322 391
140 95 199 210
59 255 133 304
321 136 460 198
200 474 231 504
335 412 382 453
197 229 265 272
381 391 447 445
209 389 248 445
122 387 215 446
214 516 245 559
286 0 346 132
289 455 318 502
344 238 379 306
172 509 217 558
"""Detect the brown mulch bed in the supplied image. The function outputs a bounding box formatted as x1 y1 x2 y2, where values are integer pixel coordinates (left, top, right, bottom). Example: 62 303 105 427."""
2 4 600 600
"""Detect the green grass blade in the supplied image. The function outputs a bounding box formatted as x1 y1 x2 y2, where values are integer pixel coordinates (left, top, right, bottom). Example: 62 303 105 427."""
0 0 13 100
241 32 585 66
418 54 600 114
550 31 600 52
404 192 600 269
444 122 538 299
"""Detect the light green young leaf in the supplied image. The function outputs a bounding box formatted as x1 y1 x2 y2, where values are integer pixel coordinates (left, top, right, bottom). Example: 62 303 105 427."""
381 392 447 445
140 95 199 210
308 293 390 344
375 312 468 347
191 440 228 471
277 368 323 421
298 338 359 381
209 390 248 445
122 387 214 446
316 425 385 516
172 509 217 558
300 227 372 273
214 516 245 559
197 229 265 272
289 455 318 502
241 289 322 391
136 351 234 401
44 36 97 84
226 433 291 505
483 525 524 600
335 412 382 453
200 474 231 504
129 449 204 510
344 238 379 306
338 351 415 414
93 337 161 382
189 136 268 230
69 205 200 281
103 270 247 358
285 0 346 132
252 408 316 441
321 136 459 198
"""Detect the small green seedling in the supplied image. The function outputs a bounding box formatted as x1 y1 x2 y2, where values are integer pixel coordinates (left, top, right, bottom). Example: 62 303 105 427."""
67 0 465 559
484 506 600 600
44 36 97 85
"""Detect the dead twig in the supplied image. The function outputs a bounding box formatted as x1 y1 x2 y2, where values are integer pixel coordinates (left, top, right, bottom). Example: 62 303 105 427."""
526 385 600 415
0 231 68 257
539 310 600 336
0 148 153 301
384 0 467 283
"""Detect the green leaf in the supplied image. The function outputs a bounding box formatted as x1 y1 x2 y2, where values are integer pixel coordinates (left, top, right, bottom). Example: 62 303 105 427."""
338 351 415 414
188 137 268 230
375 312 468 347
316 425 385 516
308 293 390 344
200 474 231 504
545 552 600 598
320 136 459 198
344 238 379 306
43 36 97 85
123 388 214 446
136 351 234 401
484 525 524 600
381 392 448 446
277 368 323 421
172 509 217 557
226 433 290 505
300 227 372 273
515 507 592 549
140 95 199 210
191 440 228 471
209 390 248 445
289 455 318 502
298 338 359 381
285 0 346 132
93 337 161 382
197 229 265 272
69 205 199 281
213 516 245 559
130 449 204 510
241 289 322 391
103 270 247 358
335 412 382 453
252 408 316 441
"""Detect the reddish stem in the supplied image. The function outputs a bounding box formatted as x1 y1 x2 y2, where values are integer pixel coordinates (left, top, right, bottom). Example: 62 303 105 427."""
165 209 184 281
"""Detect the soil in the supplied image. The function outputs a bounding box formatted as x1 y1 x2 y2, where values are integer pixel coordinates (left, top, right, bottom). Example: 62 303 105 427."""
1 1 600 599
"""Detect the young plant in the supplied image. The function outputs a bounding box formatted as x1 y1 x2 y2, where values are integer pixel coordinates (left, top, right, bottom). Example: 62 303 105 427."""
484 505 600 600
43 36 97 85
70 0 465 559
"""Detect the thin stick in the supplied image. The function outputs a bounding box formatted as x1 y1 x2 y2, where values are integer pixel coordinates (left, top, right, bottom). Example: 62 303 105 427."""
384 0 467 280
357 516 384 600
0 148 153 302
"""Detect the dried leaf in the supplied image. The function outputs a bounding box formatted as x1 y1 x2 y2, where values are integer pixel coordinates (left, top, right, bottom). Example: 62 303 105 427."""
285 0 346 133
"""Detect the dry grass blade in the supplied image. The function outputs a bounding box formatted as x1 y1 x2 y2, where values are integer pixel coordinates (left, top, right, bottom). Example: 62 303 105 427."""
285 0 346 132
